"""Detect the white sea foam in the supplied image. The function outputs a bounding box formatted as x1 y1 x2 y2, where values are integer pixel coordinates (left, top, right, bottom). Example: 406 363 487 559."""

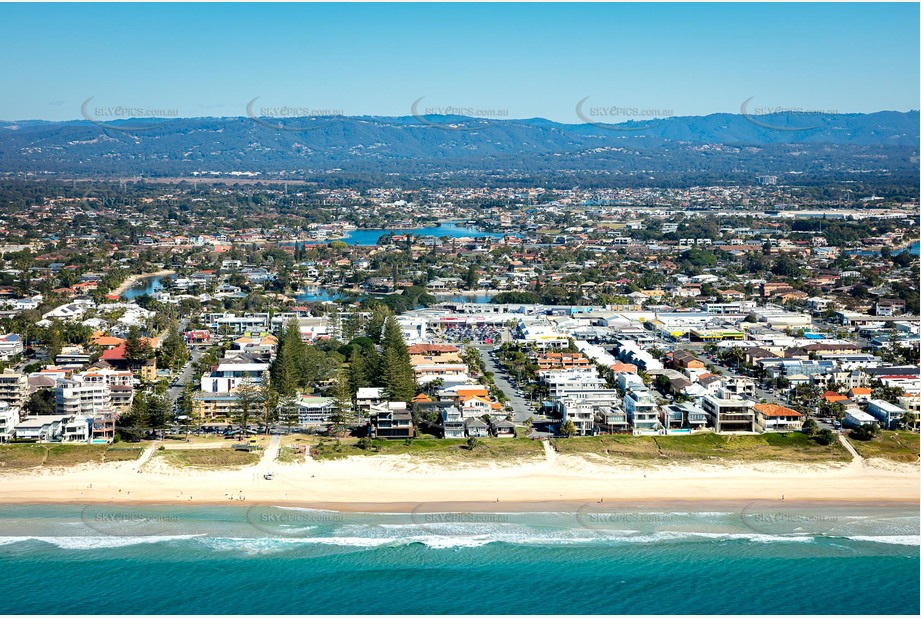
0 535 203 549
841 535 921 546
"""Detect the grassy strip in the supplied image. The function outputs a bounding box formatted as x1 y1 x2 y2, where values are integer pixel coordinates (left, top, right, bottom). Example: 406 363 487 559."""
103 447 143 462
849 431 920 463
312 437 545 461
551 432 850 463
276 446 303 464
154 448 260 468
43 445 109 466
0 443 149 469
0 444 51 469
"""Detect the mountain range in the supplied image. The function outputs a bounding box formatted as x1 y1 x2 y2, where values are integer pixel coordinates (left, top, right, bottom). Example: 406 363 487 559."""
1 111 917 186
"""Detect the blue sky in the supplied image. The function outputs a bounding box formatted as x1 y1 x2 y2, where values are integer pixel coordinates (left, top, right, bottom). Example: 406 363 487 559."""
1 2 918 123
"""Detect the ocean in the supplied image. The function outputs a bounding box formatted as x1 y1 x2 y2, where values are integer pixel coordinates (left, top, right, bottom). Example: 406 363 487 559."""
0 503 917 615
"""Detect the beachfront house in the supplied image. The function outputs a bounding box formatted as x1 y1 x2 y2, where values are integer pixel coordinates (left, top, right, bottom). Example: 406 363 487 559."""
593 406 631 434
556 398 595 436
866 399 906 429
464 417 490 438
368 402 415 439
844 409 878 429
754 403 804 432
62 414 92 443
13 414 70 442
440 406 466 439
701 394 756 433
624 386 661 434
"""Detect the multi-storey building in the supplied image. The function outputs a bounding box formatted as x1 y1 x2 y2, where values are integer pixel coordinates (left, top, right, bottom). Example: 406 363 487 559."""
0 369 28 409
55 378 111 417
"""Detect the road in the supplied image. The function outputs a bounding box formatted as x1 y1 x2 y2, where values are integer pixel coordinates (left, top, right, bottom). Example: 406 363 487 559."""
475 344 534 422
167 346 206 407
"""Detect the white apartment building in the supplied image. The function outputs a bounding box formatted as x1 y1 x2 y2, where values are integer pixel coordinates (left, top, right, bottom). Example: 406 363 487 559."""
55 378 111 416
200 360 269 393
557 399 596 436
541 368 607 398
0 402 20 443
623 385 661 434
0 369 28 408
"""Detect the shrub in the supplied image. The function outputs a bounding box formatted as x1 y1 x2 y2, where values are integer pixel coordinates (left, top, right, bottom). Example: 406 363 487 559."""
801 418 818 436
814 428 836 446
849 424 879 442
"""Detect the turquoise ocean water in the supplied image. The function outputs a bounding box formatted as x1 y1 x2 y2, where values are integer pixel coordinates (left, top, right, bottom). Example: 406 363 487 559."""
0 503 917 615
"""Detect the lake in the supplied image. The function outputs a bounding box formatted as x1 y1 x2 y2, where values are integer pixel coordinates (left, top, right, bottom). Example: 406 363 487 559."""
121 274 174 300
436 292 496 304
342 222 511 246
296 286 345 303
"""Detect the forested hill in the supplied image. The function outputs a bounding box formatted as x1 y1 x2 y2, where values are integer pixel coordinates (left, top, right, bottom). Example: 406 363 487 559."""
0 111 917 186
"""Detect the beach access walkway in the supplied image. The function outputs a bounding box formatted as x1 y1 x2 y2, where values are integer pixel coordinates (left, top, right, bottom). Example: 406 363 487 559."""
838 434 864 464
136 441 160 469
259 434 281 470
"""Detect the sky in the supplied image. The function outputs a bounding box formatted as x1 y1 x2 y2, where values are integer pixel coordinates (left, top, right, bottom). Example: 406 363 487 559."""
0 2 918 123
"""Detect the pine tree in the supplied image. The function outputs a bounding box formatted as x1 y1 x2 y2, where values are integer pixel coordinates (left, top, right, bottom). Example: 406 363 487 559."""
347 346 369 396
341 312 361 341
465 264 479 290
367 305 391 344
381 316 408 358
380 317 415 403
328 366 354 433
234 378 260 439
124 325 153 364
160 321 188 370
270 320 302 396
258 371 279 434
383 346 416 404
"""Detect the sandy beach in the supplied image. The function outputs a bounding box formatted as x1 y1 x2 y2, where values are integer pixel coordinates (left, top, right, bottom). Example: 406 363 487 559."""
1 448 917 509
111 269 176 297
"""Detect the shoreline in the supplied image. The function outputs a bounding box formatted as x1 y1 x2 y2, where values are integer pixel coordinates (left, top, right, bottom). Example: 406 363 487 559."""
1 453 917 508
111 269 176 297
3 497 917 512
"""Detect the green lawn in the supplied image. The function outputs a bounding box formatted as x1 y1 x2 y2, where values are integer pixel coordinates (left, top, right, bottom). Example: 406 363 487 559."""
551 432 850 463
155 448 260 468
276 446 304 464
0 443 147 469
849 431 920 463
103 447 144 462
43 444 109 466
0 444 52 469
311 437 545 462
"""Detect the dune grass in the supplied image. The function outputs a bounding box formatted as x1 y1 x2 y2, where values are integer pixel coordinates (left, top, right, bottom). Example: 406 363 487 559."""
551 432 850 463
311 437 544 461
0 444 52 469
0 443 149 469
103 447 143 462
155 448 260 469
849 430 920 463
